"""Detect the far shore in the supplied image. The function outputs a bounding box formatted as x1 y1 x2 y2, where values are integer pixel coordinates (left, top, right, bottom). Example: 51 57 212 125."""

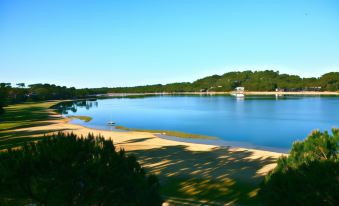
100 91 339 97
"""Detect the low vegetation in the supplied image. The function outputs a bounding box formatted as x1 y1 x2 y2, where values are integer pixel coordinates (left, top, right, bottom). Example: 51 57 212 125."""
260 128 339 206
68 115 93 122
0 132 162 206
115 125 217 140
0 101 62 150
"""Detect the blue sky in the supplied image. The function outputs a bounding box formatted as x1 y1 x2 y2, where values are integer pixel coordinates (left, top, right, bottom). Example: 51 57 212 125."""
1 0 339 88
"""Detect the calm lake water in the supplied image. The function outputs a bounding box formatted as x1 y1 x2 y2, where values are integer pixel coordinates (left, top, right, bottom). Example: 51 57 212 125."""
56 95 339 152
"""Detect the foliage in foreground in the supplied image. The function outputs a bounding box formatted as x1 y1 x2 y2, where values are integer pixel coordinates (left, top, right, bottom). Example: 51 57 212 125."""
0 132 162 206
260 128 339 206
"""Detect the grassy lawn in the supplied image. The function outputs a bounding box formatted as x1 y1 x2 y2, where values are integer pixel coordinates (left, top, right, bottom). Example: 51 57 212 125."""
0 101 62 150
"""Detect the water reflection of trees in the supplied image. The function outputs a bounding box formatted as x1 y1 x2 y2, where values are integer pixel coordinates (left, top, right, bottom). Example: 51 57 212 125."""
53 100 98 114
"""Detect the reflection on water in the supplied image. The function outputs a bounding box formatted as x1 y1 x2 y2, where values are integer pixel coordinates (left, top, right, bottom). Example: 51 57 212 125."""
53 100 98 114
54 95 339 151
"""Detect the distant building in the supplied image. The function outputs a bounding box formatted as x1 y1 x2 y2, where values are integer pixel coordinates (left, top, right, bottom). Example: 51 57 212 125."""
275 88 285 92
305 86 322 91
232 87 245 97
235 87 244 92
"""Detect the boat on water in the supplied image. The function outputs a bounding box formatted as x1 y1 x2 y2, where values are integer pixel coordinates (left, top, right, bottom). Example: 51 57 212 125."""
107 121 115 125
231 87 245 97
231 93 245 97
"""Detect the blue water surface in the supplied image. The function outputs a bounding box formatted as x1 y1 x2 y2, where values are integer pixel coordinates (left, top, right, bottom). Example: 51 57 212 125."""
60 95 339 152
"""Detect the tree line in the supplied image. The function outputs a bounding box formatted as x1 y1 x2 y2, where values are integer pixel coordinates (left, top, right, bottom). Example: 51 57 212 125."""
1 70 338 113
0 83 87 114
80 70 339 93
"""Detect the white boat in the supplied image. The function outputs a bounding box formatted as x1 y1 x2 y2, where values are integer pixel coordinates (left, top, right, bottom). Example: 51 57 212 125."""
231 93 245 97
231 87 245 97
107 121 115 125
235 93 244 97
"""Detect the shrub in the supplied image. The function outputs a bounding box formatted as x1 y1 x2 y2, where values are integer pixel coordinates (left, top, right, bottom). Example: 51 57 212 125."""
0 132 162 206
260 128 339 206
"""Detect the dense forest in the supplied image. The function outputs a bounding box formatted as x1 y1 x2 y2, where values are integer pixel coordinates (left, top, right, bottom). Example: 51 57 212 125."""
1 70 338 113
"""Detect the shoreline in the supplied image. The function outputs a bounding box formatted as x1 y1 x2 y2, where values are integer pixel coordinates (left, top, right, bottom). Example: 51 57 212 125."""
101 91 339 97
69 119 289 153
63 117 286 157
156 133 289 154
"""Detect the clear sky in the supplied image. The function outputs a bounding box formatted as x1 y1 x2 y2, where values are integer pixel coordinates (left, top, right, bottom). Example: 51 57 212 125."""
1 0 339 88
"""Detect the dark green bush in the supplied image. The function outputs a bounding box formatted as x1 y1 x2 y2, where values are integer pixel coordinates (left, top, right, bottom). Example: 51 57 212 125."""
0 132 162 206
260 128 339 206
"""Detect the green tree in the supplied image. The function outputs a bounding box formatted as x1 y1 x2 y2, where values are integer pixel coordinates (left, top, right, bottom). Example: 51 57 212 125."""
16 83 25 88
319 72 339 91
260 128 339 206
0 83 11 114
0 132 162 206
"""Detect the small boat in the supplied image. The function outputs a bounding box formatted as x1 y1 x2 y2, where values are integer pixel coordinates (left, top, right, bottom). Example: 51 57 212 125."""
231 87 245 98
107 121 115 125
231 93 245 97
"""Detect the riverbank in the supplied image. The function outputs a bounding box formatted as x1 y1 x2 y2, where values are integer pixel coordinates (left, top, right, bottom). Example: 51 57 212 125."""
64 118 283 159
0 101 284 205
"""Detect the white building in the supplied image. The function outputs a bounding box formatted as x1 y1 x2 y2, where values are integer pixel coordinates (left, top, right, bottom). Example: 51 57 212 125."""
235 87 244 92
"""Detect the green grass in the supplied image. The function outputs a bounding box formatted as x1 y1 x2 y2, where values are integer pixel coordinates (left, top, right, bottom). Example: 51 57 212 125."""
115 125 217 140
0 101 63 150
68 115 92 122
0 101 59 130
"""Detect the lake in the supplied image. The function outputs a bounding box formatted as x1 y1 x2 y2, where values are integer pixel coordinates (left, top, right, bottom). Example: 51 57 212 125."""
56 95 339 152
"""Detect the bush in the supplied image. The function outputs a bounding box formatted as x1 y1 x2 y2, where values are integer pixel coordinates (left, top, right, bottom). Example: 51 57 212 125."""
260 129 339 206
0 132 162 206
